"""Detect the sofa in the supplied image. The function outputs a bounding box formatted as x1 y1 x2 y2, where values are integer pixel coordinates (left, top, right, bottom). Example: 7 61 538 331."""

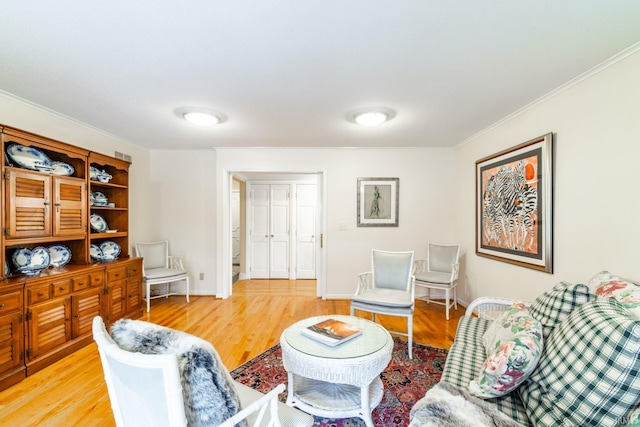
410 272 640 427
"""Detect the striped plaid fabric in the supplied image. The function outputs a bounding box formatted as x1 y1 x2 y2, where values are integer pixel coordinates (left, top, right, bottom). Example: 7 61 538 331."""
441 316 531 426
528 281 593 339
519 298 640 426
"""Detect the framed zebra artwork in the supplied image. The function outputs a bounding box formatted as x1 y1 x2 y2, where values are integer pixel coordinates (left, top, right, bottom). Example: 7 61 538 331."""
357 177 399 227
476 133 554 273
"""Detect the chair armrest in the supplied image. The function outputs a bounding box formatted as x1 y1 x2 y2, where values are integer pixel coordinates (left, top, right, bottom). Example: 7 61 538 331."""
413 259 427 274
219 383 286 427
465 297 532 320
168 256 185 270
355 272 373 295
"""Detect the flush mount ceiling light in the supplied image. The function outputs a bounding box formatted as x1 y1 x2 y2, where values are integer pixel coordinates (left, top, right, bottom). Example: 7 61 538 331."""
175 107 226 126
348 108 396 127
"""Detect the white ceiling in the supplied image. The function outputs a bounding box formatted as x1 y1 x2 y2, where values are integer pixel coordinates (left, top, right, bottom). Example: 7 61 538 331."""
1 1 639 150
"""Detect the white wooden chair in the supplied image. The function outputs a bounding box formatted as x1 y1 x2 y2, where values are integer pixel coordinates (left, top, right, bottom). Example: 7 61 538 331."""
350 249 415 359
413 243 460 320
134 241 190 312
93 317 314 427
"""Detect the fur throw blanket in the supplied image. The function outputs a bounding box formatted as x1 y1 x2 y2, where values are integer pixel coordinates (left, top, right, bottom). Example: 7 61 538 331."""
409 382 524 427
110 319 244 427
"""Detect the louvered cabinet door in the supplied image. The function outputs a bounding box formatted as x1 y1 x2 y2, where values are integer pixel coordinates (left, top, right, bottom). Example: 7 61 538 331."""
52 177 86 237
5 169 51 238
27 297 72 362
71 287 102 338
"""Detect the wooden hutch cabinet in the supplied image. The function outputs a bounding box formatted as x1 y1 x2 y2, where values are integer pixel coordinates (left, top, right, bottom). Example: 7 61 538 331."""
0 125 143 391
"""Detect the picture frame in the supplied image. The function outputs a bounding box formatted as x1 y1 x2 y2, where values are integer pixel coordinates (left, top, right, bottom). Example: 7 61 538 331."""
357 177 399 227
476 133 554 272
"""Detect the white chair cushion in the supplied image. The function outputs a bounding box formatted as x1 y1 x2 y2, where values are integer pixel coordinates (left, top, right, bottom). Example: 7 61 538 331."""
352 288 413 308
233 381 313 427
415 271 452 285
144 267 188 280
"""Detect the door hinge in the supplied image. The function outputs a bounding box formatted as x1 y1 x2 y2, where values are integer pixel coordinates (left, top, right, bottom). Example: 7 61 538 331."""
26 349 33 358
2 171 9 180
3 228 9 236
19 351 24 361
25 311 32 321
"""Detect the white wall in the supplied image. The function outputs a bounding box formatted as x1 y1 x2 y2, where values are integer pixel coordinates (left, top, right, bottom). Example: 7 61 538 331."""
147 150 217 295
454 49 640 302
215 148 456 298
0 91 152 255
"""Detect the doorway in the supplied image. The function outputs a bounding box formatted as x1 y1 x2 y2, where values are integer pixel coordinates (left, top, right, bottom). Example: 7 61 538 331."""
220 170 326 299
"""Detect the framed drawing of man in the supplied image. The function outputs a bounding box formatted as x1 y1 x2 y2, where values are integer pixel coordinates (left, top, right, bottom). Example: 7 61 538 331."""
357 177 399 227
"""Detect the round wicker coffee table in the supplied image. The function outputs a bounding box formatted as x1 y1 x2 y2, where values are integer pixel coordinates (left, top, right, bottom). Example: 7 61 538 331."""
280 315 393 427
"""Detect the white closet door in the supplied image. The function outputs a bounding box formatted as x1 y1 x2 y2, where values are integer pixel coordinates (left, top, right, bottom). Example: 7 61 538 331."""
249 185 270 278
231 190 241 265
296 184 316 278
269 185 290 279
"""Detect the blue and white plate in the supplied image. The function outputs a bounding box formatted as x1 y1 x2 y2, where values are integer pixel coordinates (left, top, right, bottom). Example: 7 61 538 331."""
12 248 32 269
50 161 75 176
90 213 108 232
100 241 121 260
49 244 72 267
12 246 50 272
90 244 103 261
6 143 53 172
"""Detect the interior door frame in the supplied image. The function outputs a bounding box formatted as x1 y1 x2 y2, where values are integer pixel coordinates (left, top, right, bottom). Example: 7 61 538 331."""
218 169 327 299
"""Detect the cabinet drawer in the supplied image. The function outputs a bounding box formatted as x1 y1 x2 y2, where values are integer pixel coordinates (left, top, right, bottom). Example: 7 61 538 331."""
72 276 90 292
0 290 21 315
127 263 141 277
28 284 52 304
90 272 104 288
52 280 72 297
107 267 127 283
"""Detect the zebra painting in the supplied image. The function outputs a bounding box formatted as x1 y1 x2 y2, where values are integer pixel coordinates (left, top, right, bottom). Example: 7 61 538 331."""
481 160 538 253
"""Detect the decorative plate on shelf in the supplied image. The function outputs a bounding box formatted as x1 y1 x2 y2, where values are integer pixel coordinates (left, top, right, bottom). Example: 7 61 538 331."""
100 241 121 260
90 244 103 261
6 143 53 172
50 161 75 176
49 244 72 267
90 213 108 232
12 246 51 274
11 248 32 269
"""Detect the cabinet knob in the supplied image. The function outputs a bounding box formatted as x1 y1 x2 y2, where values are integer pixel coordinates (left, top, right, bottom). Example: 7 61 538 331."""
0 303 4 308
38 292 45 297
59 287 66 291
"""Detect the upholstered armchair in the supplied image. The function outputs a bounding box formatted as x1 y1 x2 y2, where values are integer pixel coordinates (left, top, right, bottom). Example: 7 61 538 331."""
350 249 415 359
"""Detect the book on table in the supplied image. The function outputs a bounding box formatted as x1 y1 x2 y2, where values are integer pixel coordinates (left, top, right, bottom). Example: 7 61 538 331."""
301 318 363 346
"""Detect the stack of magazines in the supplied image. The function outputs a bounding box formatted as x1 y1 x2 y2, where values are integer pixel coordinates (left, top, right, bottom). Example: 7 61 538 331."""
300 318 363 347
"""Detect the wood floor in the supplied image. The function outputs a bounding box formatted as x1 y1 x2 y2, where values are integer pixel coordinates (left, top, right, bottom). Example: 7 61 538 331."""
0 279 465 426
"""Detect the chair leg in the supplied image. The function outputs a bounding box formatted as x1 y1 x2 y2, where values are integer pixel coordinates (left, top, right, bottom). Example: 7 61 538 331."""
408 315 413 360
350 306 355 316
146 282 151 312
185 277 190 303
453 287 458 310
445 288 450 320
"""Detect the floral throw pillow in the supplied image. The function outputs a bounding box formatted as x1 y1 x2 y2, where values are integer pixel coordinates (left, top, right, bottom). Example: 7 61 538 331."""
589 271 640 320
470 303 544 399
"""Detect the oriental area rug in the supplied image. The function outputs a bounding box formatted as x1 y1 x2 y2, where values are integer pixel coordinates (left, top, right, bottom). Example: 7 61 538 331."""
230 337 448 427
